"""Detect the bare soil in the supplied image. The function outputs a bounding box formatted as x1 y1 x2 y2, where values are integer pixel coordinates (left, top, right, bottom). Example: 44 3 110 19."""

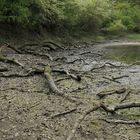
0 40 140 140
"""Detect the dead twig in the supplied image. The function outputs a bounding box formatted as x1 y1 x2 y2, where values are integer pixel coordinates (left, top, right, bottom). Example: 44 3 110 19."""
97 88 126 99
49 108 77 119
102 118 140 125
120 90 131 103
66 104 100 140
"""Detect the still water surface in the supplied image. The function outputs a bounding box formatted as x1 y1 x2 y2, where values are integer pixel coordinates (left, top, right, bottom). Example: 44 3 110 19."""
105 45 140 64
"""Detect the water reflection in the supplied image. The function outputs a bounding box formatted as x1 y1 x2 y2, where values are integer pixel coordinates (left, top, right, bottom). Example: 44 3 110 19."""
105 45 140 64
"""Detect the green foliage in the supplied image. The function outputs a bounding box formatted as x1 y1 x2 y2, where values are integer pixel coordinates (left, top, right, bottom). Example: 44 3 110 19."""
127 34 140 39
0 0 63 27
0 0 139 34
77 0 112 32
105 20 127 35
105 1 140 33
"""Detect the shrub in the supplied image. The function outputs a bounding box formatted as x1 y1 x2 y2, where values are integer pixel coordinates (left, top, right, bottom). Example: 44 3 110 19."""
107 1 140 32
106 20 127 34
76 0 112 32
0 0 63 28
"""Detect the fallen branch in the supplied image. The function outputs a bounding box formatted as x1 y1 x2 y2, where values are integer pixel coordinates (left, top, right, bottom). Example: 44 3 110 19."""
66 105 100 140
26 102 41 111
101 102 140 113
97 88 126 99
102 118 140 125
49 108 77 119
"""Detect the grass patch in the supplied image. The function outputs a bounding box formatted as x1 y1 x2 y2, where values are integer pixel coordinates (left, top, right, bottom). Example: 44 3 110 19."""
127 34 140 39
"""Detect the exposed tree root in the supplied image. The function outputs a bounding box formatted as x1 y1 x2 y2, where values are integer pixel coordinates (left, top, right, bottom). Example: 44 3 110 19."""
55 77 70 83
79 51 102 56
44 66 79 103
103 76 126 84
44 66 63 94
120 90 131 103
4 43 23 54
67 58 84 64
97 88 126 99
0 67 8 72
66 101 140 139
0 87 44 93
69 86 87 93
3 42 53 60
54 56 67 62
102 119 140 125
0 68 43 78
90 62 125 71
105 62 124 68
52 69 81 82
42 41 64 50
20 49 53 60
66 104 100 140
0 66 81 84
103 75 129 84
21 43 38 47
0 56 24 67
90 64 106 71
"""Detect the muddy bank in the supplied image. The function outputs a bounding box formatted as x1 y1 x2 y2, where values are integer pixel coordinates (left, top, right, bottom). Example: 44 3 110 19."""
0 40 140 140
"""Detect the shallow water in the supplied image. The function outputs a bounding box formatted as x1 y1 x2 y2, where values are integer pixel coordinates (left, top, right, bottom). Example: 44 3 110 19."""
105 45 140 64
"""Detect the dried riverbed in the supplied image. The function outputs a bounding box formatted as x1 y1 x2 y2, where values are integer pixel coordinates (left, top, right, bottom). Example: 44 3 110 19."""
0 40 140 140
